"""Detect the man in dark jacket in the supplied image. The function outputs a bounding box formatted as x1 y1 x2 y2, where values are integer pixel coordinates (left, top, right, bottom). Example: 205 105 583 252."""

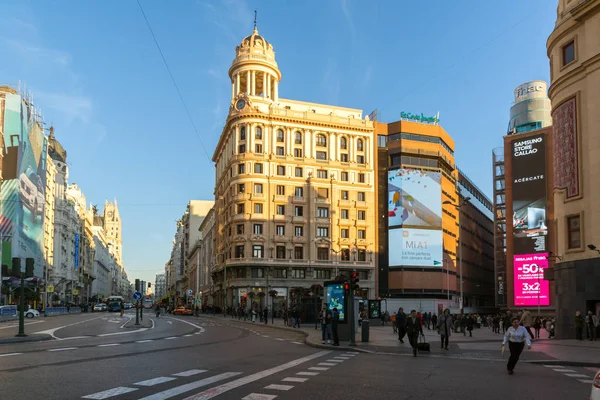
396 307 407 343
332 308 340 346
406 310 422 357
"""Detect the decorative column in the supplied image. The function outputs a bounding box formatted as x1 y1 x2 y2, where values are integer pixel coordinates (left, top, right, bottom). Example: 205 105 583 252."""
231 78 235 99
264 126 269 154
330 133 336 161
274 78 278 101
247 124 253 153
246 71 251 94
234 125 239 154
236 73 240 96
266 74 271 99
306 130 312 158
263 72 267 96
251 71 256 95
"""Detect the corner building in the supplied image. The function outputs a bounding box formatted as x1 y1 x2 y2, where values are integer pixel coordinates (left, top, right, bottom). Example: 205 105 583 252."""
211 28 376 314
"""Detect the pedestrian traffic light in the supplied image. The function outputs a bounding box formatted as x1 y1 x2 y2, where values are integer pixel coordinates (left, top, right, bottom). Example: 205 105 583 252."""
344 283 349 294
135 279 140 292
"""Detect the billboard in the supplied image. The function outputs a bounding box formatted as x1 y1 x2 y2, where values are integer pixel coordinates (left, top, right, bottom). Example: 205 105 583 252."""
389 228 443 268
514 253 550 306
388 168 442 228
1 92 47 277
512 134 547 255
326 283 346 322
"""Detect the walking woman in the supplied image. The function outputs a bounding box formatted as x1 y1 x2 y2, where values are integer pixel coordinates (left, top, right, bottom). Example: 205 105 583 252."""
437 309 453 350
502 317 532 374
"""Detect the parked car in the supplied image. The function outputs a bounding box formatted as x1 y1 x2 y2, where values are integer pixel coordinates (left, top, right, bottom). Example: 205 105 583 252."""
93 303 107 312
0 305 39 318
172 306 193 316
25 308 40 318
591 370 600 400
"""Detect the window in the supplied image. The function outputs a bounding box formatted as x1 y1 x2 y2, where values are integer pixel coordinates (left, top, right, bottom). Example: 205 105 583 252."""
291 268 305 278
254 183 263 193
238 183 245 193
253 224 263 235
276 225 285 235
237 203 245 214
295 187 304 197
277 205 285 215
567 215 581 249
238 163 245 174
295 131 302 144
358 249 366 261
357 192 366 201
254 203 263 214
341 249 350 261
236 224 244 234
341 190 349 200
341 228 349 238
357 155 365 164
251 268 264 278
358 173 365 183
294 206 303 217
317 207 329 218
563 40 575 66
315 269 331 280
317 227 329 237
357 139 364 151
252 245 264 258
294 148 303 158
275 268 287 278
358 210 366 220
255 144 263 153
240 126 246 140
276 185 285 195
340 137 347 149
254 163 263 174
276 129 284 142
277 165 286 176
276 245 286 259
317 247 329 261
255 126 262 140
316 134 327 147
378 135 387 148
340 153 349 162
358 229 366 239
294 247 303 259
317 169 328 179
316 151 327 160
235 245 245 258
295 226 303 237
341 209 349 219
239 144 246 153
237 267 246 278
341 172 348 181
317 188 329 198
295 167 303 177
276 146 285 156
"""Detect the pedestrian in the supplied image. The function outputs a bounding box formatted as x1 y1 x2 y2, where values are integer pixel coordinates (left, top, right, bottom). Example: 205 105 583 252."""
519 309 535 340
587 311 598 341
437 309 453 350
155 304 160 318
533 317 542 339
263 307 268 324
320 306 332 344
503 310 512 333
406 310 422 357
120 301 124 317
396 307 407 343
502 317 532 375
467 314 474 337
332 307 340 346
460 314 468 336
391 312 397 334
574 311 585 340
431 313 437 330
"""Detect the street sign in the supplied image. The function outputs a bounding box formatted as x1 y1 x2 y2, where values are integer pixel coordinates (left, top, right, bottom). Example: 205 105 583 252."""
187 289 193 296
47 285 54 293
133 292 142 301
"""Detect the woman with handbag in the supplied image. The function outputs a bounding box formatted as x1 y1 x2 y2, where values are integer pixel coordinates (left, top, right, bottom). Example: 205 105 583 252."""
437 309 453 350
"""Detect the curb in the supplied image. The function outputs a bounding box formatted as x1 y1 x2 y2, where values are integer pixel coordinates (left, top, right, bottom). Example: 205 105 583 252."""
528 360 600 368
0 334 53 345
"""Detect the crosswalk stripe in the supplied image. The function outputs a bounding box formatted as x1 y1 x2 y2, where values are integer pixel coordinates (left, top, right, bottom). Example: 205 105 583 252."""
318 363 336 366
579 379 594 384
296 372 319 376
292 342 303 345
242 394 277 400
264 384 294 391
341 354 356 357
82 386 138 399
98 344 120 347
135 377 177 386
565 373 590 378
137 372 241 400
136 340 154 343
0 353 23 357
164 337 177 340
172 370 207 377
282 377 307 383
48 347 77 352
308 367 329 371
334 357 350 360
326 359 344 363
553 369 576 373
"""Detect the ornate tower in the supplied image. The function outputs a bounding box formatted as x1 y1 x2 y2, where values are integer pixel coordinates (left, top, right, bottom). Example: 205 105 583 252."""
103 199 122 266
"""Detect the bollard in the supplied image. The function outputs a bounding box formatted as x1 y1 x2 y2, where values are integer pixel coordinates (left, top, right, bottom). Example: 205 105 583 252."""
361 320 369 343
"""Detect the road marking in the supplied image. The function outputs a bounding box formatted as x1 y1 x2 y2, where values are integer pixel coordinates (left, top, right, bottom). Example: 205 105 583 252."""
0 353 23 357
181 351 330 400
553 369 576 372
136 340 153 343
59 336 92 340
565 373 590 378
282 377 307 383
137 372 241 400
242 394 277 400
47 347 77 352
341 353 357 357
82 386 138 399
326 359 344 363
275 338 285 341
184 334 193 337
33 315 106 339
172 369 207 377
98 343 120 347
135 377 177 386
165 317 206 333
98 328 149 337
308 367 329 371
164 337 177 340
150 318 155 329
296 371 319 376
542 365 558 368
318 363 336 366
292 342 303 345
264 384 293 391
579 379 594 384
0 320 45 330
345 352 359 354
119 316 133 328
334 356 350 360
262 335 270 338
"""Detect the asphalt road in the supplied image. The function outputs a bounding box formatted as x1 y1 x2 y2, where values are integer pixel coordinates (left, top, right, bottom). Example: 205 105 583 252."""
0 313 594 400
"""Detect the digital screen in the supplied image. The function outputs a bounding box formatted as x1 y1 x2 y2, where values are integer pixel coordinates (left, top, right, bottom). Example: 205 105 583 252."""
513 253 550 306
388 168 442 229
389 228 443 268
326 283 345 322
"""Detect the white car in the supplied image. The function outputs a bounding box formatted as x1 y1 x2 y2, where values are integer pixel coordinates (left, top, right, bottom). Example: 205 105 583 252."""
25 308 40 318
590 370 600 399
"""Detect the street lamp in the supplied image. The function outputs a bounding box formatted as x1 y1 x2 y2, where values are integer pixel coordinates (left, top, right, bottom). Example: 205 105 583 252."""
443 197 471 314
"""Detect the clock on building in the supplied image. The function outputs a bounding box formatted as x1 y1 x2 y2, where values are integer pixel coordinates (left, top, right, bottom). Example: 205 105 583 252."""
235 99 246 111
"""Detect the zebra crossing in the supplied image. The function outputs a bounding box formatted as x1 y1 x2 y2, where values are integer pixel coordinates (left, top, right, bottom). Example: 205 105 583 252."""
80 350 359 400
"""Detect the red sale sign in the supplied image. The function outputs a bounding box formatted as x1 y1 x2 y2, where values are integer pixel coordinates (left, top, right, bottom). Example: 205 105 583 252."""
513 253 550 306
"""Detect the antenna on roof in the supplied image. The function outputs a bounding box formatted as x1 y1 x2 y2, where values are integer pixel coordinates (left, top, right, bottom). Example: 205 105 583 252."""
254 10 257 30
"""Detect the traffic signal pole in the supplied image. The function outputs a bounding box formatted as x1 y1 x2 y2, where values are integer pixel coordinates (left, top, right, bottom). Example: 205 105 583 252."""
15 275 26 337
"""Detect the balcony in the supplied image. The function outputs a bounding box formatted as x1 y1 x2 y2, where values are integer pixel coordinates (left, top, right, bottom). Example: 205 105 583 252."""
273 235 287 242
338 199 353 207
233 193 248 202
274 195 288 202
315 217 330 224
292 216 306 223
292 236 307 243
232 213 247 222
315 197 330 204
292 196 306 203
356 201 368 208
250 193 265 199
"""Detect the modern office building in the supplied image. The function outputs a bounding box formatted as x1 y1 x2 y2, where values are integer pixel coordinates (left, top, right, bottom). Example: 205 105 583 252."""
507 81 552 135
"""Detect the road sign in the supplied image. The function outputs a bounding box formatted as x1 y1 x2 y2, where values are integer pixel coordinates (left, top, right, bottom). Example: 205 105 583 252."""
187 289 193 296
133 291 142 301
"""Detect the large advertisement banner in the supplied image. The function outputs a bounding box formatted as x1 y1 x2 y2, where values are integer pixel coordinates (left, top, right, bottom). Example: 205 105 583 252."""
511 134 547 255
388 168 442 228
1 92 47 277
326 283 346 322
514 253 550 306
389 228 443 268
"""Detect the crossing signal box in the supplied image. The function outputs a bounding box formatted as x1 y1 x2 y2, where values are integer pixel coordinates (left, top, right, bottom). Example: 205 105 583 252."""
351 272 360 292
25 258 34 278
11 258 20 276
135 279 140 292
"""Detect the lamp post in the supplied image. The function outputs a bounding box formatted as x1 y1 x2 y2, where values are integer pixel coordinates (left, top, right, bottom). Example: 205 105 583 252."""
443 197 470 314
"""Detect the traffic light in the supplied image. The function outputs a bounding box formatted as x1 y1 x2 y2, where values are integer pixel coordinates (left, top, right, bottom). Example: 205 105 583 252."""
351 271 360 292
344 283 349 294
11 258 20 276
148 282 151 288
25 258 34 278
135 279 140 292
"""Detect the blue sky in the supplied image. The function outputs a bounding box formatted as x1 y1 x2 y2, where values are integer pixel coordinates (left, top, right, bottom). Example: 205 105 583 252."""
0 0 556 285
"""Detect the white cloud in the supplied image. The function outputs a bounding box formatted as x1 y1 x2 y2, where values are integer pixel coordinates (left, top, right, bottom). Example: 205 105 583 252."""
35 91 93 125
340 0 355 36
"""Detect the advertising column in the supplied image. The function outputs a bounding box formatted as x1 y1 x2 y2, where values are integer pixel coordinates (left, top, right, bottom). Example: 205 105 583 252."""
511 133 549 306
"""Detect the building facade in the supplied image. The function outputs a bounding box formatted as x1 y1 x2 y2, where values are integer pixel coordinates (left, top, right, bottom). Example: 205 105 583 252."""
155 273 166 301
103 200 122 267
210 27 376 314
183 200 214 300
547 0 600 338
198 208 215 305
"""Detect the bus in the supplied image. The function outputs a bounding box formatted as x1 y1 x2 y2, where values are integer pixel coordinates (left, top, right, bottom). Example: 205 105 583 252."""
144 295 153 309
105 296 125 312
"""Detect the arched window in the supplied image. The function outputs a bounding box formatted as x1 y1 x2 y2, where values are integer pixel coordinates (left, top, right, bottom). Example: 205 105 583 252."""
255 126 263 140
357 139 364 151
340 137 347 150
276 129 285 143
295 131 302 145
240 126 246 141
316 134 327 147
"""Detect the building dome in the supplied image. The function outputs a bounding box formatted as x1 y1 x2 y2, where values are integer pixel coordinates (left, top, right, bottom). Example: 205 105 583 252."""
230 27 280 80
241 28 270 49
